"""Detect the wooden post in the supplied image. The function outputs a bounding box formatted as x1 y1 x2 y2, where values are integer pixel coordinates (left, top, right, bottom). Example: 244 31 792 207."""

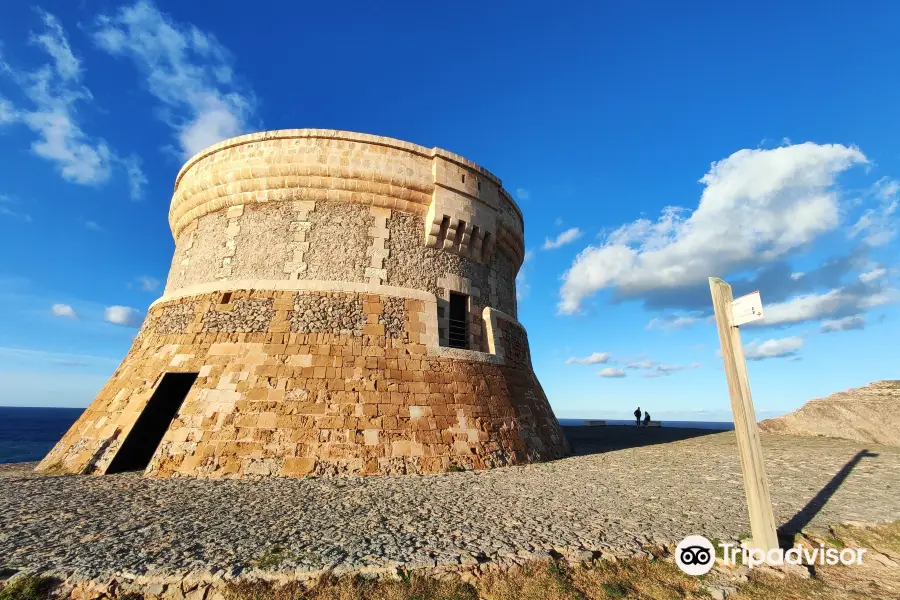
709 277 779 552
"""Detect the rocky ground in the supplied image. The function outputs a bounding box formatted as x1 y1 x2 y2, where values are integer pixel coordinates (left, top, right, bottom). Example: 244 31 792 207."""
760 380 900 446
1 429 898 586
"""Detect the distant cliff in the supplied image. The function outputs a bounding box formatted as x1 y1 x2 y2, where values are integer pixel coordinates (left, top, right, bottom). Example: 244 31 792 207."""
759 380 900 447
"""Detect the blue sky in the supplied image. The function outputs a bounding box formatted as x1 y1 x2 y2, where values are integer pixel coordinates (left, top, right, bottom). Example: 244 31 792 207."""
1 1 898 422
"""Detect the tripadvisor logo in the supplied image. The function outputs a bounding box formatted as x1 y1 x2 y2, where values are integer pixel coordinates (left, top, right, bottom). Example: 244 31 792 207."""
675 534 868 575
675 535 716 575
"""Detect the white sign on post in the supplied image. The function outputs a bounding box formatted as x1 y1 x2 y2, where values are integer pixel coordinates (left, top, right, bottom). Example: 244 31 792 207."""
731 290 764 326
709 278 779 552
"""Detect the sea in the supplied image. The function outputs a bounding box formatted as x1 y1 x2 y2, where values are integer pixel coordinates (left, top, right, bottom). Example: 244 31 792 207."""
0 407 735 464
0 407 85 464
557 418 735 430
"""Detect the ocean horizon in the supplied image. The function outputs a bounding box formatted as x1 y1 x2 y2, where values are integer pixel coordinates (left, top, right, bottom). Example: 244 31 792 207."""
0 406 736 464
557 418 735 430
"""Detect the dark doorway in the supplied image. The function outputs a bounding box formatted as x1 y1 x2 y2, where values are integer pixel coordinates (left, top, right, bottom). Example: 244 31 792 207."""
106 372 198 474
448 292 469 349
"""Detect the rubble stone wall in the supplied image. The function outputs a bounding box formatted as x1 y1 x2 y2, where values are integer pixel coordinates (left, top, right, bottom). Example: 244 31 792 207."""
163 129 526 298
37 290 569 478
163 203 517 320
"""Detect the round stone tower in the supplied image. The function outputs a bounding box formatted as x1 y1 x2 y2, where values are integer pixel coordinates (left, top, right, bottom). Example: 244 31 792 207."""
38 129 570 478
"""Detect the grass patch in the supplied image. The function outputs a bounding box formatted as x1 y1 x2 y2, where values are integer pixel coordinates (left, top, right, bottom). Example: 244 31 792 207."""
224 573 478 600
729 570 868 600
448 465 467 473
480 560 584 600
0 575 59 600
571 558 702 599
252 545 293 570
709 538 742 566
830 521 900 556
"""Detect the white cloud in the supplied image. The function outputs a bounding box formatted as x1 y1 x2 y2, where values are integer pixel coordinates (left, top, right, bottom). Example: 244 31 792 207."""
744 336 804 360
820 315 865 333
29 12 81 80
10 11 111 184
134 276 160 292
104 305 142 327
636 362 701 377
849 177 899 247
566 352 612 365
642 370 667 379
657 362 701 373
515 250 534 301
51 303 77 319
81 219 103 231
515 277 529 301
0 194 32 222
626 360 658 370
859 267 887 282
790 272 804 280
0 11 144 195
597 367 626 378
555 217 564 227
93 0 257 158
516 188 530 201
543 227 583 250
0 96 18 123
646 314 700 330
758 287 896 326
559 142 868 314
0 346 117 366
122 154 148 201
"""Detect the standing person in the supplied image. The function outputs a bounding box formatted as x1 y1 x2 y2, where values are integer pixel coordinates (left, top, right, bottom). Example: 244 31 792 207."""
634 407 642 427
643 411 651 427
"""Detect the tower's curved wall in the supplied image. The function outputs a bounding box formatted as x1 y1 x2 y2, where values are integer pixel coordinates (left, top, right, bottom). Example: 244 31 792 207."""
38 130 569 479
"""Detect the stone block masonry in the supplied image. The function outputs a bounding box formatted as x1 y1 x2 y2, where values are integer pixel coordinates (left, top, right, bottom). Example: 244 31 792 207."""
40 129 568 479
38 290 569 478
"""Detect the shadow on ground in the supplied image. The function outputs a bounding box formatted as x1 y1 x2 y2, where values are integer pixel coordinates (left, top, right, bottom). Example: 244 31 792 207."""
777 448 880 547
562 425 723 455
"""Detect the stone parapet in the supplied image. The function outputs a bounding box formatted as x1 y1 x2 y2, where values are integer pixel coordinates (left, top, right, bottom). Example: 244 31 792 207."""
168 129 525 268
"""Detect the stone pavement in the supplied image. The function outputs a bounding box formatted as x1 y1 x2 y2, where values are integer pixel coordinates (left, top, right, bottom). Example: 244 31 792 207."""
1 431 898 581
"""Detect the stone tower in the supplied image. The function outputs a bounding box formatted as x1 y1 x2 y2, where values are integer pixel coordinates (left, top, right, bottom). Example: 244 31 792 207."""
38 129 570 478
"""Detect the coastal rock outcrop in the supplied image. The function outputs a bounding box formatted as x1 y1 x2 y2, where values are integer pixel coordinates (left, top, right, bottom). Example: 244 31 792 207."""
759 380 900 446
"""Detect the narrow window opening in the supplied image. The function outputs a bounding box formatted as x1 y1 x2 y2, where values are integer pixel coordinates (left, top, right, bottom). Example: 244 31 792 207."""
480 232 494 262
477 180 482 191
436 215 451 247
106 372 199 474
453 220 467 252
461 173 466 184
448 292 469 349
221 292 232 304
